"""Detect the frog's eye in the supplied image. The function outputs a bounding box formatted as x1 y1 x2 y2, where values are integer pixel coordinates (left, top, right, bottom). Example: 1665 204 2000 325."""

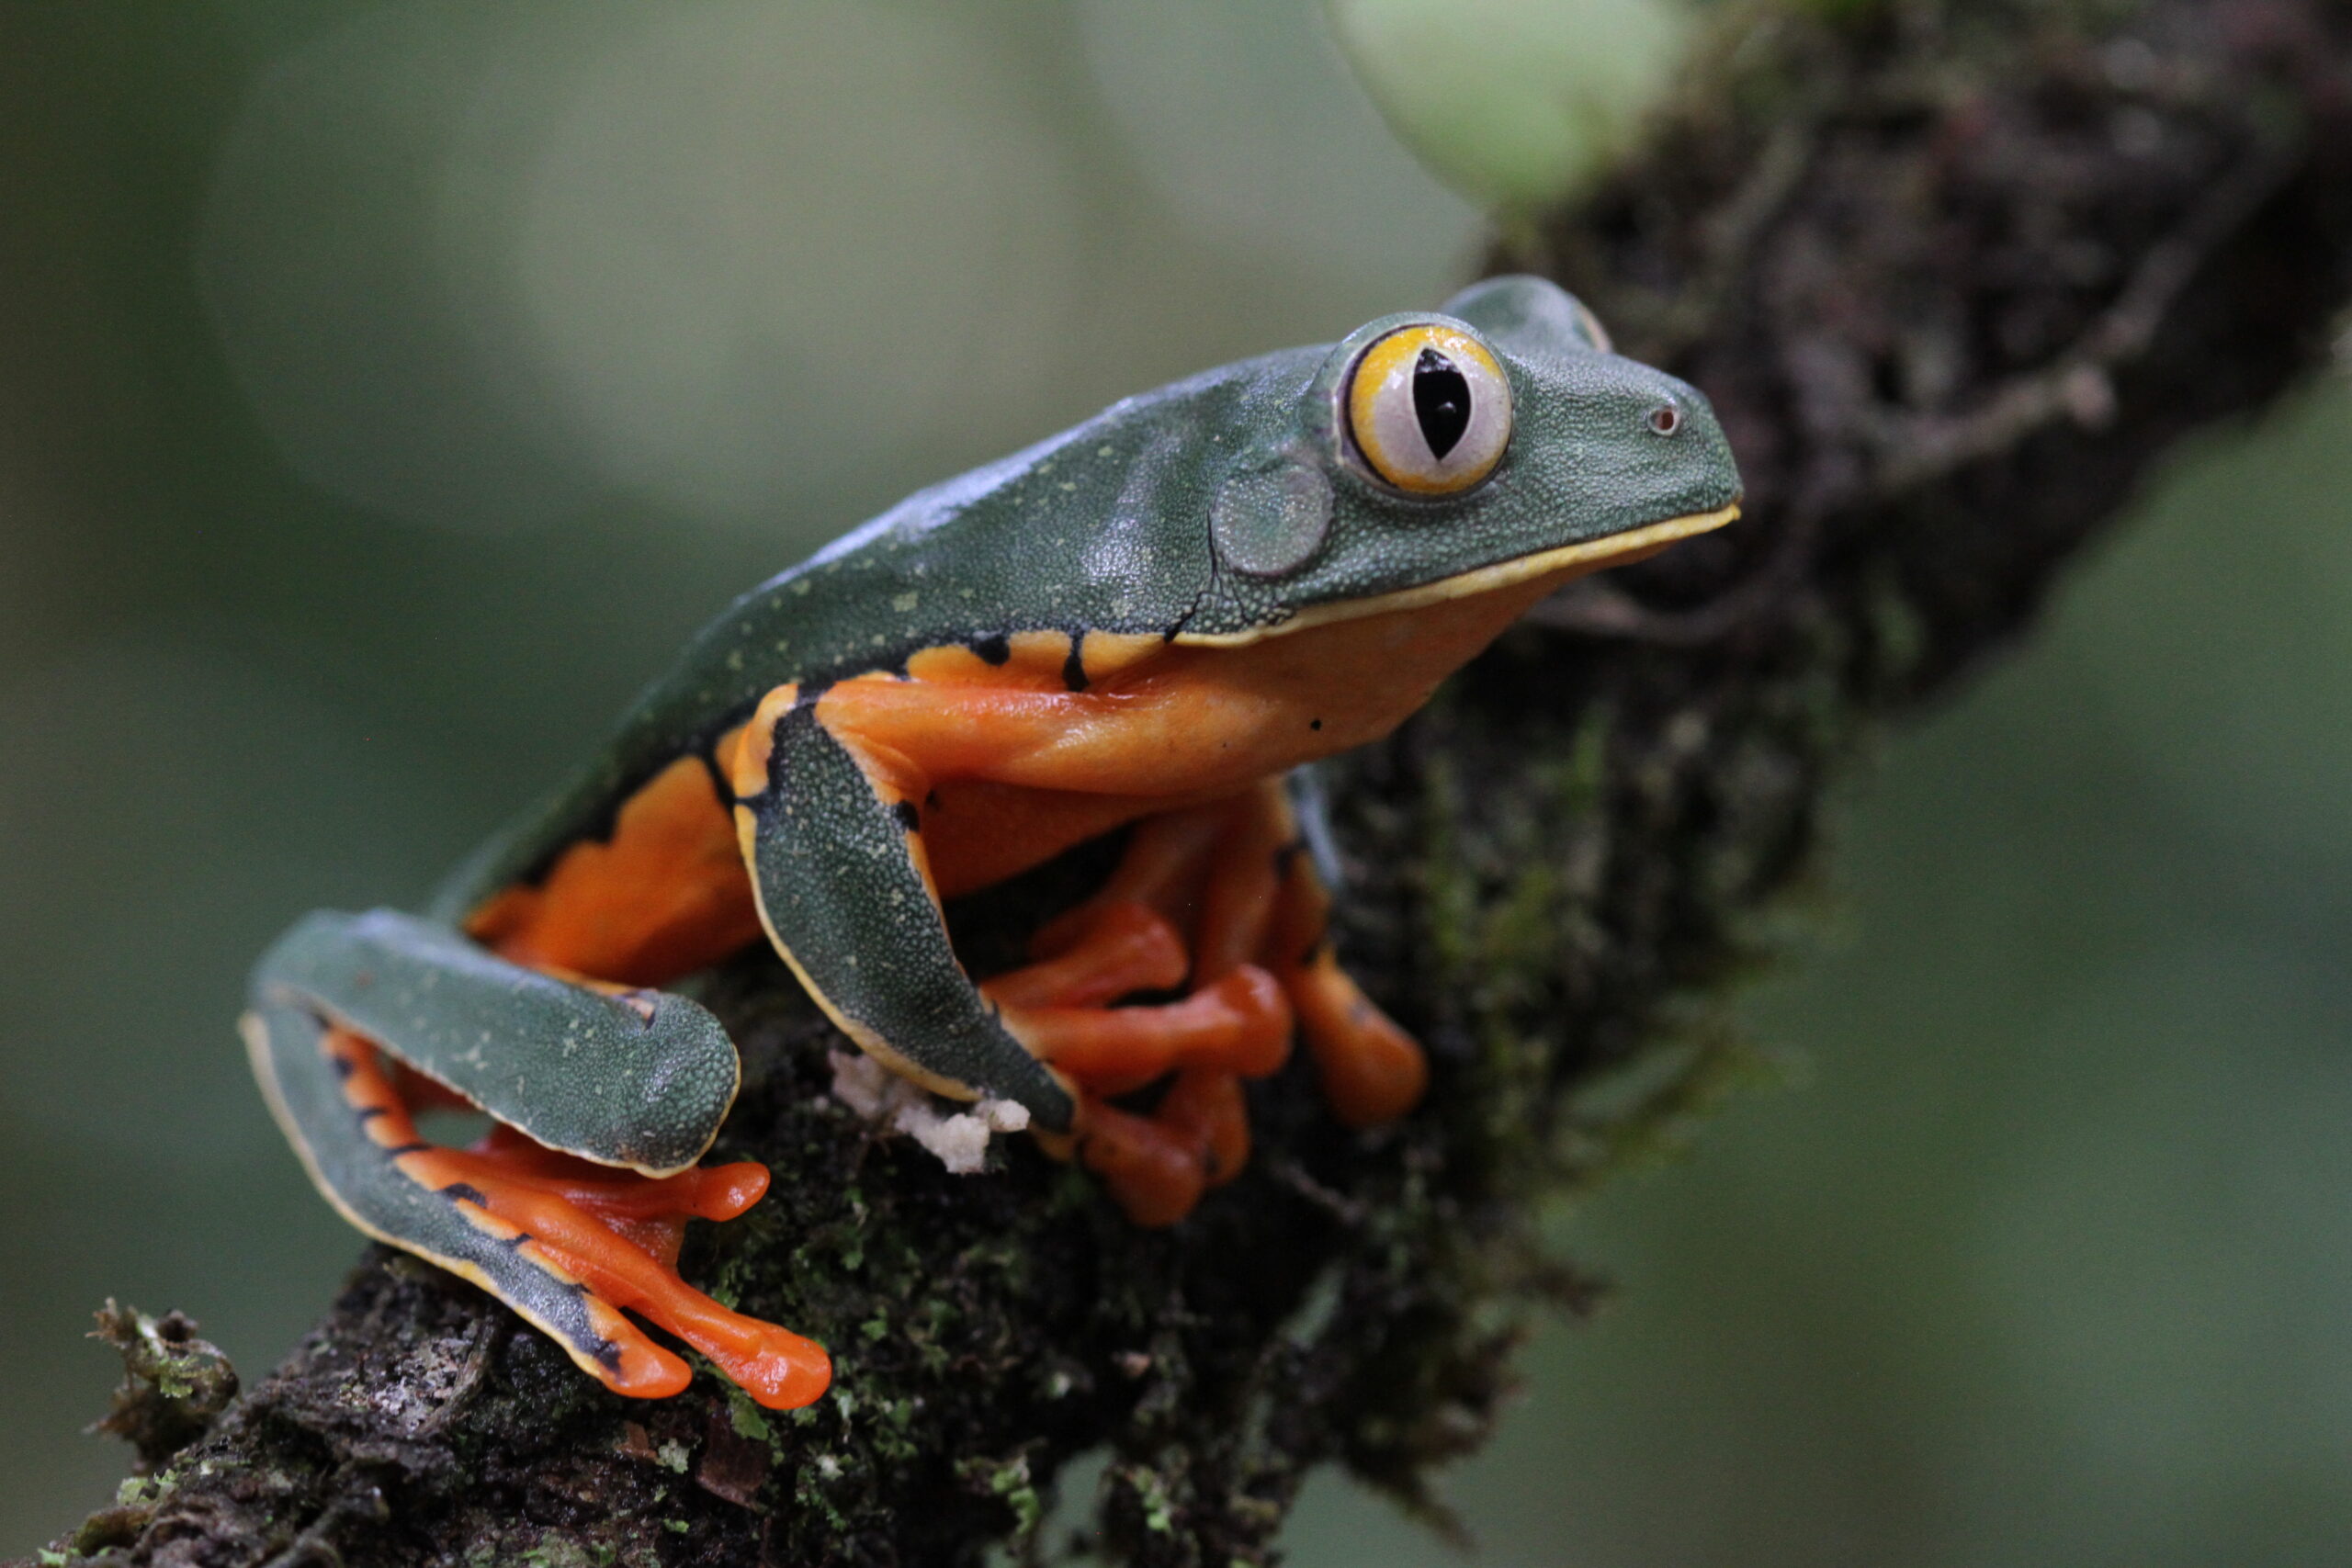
1344 324 1512 497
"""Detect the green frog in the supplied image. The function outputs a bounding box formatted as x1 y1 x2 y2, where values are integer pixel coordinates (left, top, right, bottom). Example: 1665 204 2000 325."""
245 274 1742 1410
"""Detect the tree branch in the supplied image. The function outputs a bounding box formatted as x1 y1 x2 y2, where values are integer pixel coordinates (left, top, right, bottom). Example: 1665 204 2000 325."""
28 1 2352 1563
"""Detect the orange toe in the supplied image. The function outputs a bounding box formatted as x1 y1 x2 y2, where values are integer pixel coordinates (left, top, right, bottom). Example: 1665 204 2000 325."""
1006 964 1292 1096
1158 1069 1250 1188
435 1139 831 1409
984 901 1189 1010
1289 952 1428 1127
1080 1099 1209 1227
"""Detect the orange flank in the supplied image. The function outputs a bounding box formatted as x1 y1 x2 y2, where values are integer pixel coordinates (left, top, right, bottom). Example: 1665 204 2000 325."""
842 566 1575 798
322 1027 831 1409
823 564 1583 899
465 571 1577 1000
467 748 762 987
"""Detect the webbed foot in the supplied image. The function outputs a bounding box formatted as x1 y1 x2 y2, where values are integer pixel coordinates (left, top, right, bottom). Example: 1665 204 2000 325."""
986 778 1428 1224
248 1005 831 1409
983 898 1279 1225
988 903 1291 1094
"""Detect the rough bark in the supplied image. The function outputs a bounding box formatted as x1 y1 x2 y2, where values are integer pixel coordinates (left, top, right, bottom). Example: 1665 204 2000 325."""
27 0 2352 1562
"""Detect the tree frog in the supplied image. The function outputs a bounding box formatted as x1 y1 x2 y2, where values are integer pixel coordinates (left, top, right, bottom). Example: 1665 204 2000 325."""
244 276 1741 1412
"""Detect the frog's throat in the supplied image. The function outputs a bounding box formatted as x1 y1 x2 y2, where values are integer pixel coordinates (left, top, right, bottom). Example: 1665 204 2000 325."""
1174 502 1740 648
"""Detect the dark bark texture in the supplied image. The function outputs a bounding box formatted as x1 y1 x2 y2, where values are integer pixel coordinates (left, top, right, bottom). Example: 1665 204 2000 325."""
28 1 2352 1562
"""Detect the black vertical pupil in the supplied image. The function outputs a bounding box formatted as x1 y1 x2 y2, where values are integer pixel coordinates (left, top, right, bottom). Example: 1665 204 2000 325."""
1412 347 1473 461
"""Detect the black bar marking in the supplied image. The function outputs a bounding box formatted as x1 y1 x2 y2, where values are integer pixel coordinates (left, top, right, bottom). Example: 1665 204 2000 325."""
1163 593 1204 642
695 748 733 806
970 632 1012 665
1062 635 1090 693
892 799 921 832
380 1142 431 1158
440 1181 490 1205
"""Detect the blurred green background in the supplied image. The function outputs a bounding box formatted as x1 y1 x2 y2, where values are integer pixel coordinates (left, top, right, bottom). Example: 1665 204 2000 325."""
4 2 2348 1562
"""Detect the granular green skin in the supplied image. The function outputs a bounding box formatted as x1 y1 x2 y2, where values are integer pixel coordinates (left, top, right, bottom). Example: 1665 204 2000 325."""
29 0 2352 1562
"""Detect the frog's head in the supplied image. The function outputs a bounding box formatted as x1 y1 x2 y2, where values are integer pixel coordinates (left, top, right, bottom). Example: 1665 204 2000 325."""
1182 275 1740 638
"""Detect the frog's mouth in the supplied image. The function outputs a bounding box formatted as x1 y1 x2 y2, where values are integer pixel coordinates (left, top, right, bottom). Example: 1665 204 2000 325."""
1174 501 1740 647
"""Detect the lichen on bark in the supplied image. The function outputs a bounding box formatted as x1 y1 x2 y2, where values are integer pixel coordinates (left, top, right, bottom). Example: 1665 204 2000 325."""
25 0 2352 1563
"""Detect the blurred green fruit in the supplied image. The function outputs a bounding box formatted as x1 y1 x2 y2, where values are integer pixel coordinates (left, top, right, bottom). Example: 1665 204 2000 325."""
1326 0 1690 212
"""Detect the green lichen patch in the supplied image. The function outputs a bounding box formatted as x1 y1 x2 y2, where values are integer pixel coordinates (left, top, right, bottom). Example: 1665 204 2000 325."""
86 1302 238 1473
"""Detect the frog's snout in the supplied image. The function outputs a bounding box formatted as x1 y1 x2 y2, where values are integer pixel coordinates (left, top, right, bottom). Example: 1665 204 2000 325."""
1602 363 1743 517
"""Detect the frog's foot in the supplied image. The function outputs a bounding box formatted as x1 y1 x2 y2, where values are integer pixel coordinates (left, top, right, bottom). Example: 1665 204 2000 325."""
979 897 1283 1224
414 1124 832 1411
1263 843 1429 1128
1207 782 1422 1127
1076 1070 1249 1227
986 902 1292 1096
246 1005 831 1409
1046 780 1429 1130
1280 945 1427 1127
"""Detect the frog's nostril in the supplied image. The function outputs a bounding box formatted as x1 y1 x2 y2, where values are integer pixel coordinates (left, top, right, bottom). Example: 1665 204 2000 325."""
1646 403 1684 437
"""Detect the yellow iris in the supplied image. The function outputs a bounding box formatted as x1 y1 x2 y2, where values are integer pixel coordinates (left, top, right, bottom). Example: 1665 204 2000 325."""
1345 324 1511 496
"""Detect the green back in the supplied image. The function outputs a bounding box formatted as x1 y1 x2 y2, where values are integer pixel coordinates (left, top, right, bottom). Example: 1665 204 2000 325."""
432 276 1740 915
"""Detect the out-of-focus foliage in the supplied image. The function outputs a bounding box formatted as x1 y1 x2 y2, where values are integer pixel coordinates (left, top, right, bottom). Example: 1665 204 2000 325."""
1326 0 1691 212
4 2 2350 1563
1078 0 1477 290
193 0 1468 536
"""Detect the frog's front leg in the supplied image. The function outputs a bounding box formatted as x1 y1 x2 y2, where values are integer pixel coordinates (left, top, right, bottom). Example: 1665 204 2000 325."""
247 909 831 1408
729 682 1091 1135
728 679 1293 1179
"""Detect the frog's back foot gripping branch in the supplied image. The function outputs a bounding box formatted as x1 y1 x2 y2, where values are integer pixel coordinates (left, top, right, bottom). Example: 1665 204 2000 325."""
247 912 831 1409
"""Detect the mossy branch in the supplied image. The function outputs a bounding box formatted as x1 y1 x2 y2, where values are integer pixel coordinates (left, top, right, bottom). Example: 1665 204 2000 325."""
27 1 2352 1563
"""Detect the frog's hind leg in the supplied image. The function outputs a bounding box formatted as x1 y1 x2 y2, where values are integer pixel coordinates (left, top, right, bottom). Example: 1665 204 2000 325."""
249 909 831 1408
258 908 741 1176
244 1004 828 1406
